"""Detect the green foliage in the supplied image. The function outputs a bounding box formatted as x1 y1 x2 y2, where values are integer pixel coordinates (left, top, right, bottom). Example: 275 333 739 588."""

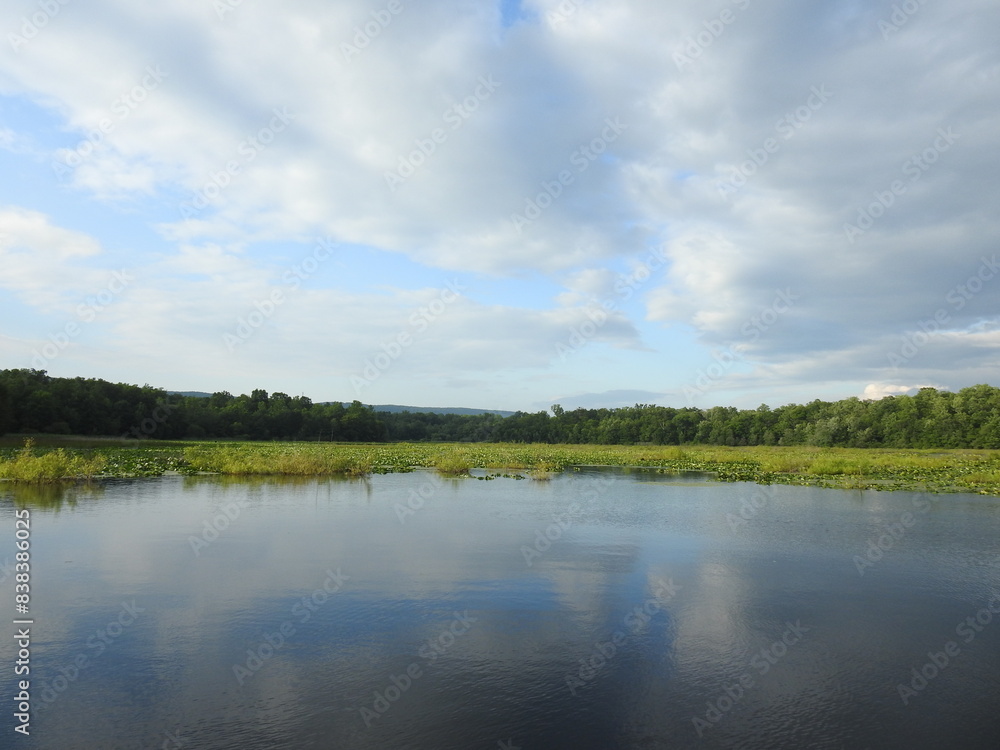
432 452 472 475
5 439 1000 494
183 443 375 477
5 369 1000 453
0 381 11 436
0 438 105 482
0 370 388 443
93 448 188 477
807 457 871 475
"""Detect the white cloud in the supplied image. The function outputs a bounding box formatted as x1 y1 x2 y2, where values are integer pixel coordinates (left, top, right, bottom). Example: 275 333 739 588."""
0 0 998 407
862 383 938 400
0 206 108 311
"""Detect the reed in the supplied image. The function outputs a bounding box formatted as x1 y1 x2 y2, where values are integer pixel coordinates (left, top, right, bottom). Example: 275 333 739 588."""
432 453 472 476
5 438 1000 495
0 438 105 482
183 444 375 476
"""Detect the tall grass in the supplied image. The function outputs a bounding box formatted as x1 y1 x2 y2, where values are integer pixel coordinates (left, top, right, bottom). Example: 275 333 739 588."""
432 453 472 476
0 438 105 482
806 457 872 476
183 444 373 477
6 437 1000 495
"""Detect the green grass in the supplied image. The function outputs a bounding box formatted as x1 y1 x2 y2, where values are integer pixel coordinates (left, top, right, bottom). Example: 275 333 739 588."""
2 437 1000 495
0 438 106 482
183 443 374 477
431 452 472 476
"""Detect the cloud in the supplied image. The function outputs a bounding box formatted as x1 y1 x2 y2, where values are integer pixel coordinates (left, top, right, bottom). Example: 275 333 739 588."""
0 126 37 155
0 206 108 311
861 383 939 401
0 0 997 408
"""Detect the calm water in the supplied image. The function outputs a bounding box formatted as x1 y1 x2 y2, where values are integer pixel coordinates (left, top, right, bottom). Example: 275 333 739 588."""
2 469 1000 749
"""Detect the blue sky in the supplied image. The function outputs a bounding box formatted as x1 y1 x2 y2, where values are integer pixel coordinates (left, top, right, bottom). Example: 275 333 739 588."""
1 0 998 411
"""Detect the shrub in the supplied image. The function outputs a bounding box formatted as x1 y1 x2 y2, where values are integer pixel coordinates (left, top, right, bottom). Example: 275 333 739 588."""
433 452 472 476
0 438 105 482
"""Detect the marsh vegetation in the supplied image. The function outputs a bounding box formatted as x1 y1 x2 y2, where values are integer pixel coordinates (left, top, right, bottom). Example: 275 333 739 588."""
3 437 1000 495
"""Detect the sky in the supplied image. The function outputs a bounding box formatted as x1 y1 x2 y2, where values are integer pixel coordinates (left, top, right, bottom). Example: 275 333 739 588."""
0 0 998 413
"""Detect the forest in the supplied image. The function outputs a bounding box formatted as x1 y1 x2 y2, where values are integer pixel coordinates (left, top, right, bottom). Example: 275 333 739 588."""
2 369 1000 449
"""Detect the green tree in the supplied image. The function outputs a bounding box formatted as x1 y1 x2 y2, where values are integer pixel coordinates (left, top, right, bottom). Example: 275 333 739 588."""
0 382 11 435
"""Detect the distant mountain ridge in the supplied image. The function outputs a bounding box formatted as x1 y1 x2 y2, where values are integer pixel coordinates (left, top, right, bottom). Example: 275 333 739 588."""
363 404 515 417
168 392 514 417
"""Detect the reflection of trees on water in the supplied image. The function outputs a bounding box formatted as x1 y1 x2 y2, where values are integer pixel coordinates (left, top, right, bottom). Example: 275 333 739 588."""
2 480 105 511
181 474 358 489
181 473 375 504
0 474 375 512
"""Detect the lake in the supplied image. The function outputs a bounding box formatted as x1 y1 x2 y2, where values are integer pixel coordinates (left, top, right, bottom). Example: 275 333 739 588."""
2 468 1000 749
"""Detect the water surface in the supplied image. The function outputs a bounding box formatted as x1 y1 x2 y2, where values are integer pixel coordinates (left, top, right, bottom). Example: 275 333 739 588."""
2 469 999 749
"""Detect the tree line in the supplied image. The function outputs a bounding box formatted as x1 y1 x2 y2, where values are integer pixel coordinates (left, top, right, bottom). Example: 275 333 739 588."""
2 369 1000 448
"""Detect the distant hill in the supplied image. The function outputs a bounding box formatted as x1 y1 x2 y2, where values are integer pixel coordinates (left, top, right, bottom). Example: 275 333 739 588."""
365 404 515 417
168 392 513 417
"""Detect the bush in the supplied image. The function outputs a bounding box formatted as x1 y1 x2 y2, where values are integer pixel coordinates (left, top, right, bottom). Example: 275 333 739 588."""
433 452 472 475
0 438 105 482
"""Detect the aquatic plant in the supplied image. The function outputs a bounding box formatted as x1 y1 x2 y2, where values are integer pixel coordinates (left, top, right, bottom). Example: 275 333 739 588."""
4 438 1000 495
0 438 105 482
182 443 376 477
432 453 472 476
